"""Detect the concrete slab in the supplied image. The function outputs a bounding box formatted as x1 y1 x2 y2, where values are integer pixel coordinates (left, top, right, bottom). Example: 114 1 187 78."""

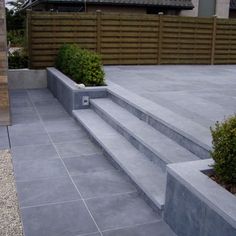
105 65 236 130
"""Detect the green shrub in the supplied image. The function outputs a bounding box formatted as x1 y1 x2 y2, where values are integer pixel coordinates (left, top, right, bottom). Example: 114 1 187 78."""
8 50 28 69
56 44 105 86
210 115 236 185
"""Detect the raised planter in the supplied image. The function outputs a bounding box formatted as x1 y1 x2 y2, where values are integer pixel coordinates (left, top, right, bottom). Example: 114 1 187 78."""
164 159 236 236
47 67 107 114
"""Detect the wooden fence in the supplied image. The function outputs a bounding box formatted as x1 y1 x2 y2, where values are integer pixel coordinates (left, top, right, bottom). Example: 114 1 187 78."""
27 10 236 68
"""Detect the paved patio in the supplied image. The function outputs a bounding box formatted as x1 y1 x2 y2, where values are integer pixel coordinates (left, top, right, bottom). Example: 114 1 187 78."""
105 65 236 129
4 89 175 236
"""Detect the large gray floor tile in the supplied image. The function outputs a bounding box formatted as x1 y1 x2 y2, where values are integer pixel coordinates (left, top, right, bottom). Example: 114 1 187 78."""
10 132 51 147
11 144 59 162
8 123 46 136
12 113 40 125
56 141 101 158
40 112 71 122
102 221 176 236
43 119 79 132
0 136 9 150
16 176 80 208
49 129 87 144
64 154 113 176
21 201 98 236
0 126 8 137
86 192 160 230
14 159 68 181
73 169 136 199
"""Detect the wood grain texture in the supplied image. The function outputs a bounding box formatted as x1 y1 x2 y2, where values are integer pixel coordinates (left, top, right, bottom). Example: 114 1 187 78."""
27 11 236 68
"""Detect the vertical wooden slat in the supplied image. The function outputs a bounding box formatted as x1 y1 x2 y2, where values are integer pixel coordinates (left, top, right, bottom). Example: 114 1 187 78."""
211 15 217 65
158 13 163 65
96 10 101 54
27 9 32 69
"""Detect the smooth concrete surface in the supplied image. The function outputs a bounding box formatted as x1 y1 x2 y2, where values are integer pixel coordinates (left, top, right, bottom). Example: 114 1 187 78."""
8 69 47 89
105 65 236 138
164 159 236 236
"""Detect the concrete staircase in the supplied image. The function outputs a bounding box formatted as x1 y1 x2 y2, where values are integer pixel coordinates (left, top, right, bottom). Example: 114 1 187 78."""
73 82 211 213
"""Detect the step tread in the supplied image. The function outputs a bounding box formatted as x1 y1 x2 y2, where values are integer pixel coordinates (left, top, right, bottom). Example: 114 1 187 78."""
107 81 211 149
73 109 166 209
91 98 199 164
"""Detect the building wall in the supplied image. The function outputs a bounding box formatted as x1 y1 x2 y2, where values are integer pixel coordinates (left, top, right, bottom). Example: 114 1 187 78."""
180 0 199 17
181 0 230 18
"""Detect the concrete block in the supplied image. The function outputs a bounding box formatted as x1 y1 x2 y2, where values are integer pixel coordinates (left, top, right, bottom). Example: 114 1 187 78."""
8 69 47 89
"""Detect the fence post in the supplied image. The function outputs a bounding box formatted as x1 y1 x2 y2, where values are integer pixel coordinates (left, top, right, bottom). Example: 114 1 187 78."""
158 12 163 65
96 10 102 54
26 9 32 69
211 15 217 65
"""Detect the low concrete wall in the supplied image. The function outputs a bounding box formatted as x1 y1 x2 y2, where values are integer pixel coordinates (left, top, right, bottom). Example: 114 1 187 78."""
164 159 236 236
47 68 107 114
8 69 47 89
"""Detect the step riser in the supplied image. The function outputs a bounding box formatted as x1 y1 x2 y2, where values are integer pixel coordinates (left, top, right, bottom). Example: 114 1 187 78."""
108 92 210 160
73 112 163 215
91 102 168 171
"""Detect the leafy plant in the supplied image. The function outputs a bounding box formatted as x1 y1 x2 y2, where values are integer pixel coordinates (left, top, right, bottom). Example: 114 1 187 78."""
8 50 28 69
210 115 236 185
56 44 105 86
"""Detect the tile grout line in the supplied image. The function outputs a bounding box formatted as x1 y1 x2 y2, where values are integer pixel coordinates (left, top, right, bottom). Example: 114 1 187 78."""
26 90 103 236
101 219 162 233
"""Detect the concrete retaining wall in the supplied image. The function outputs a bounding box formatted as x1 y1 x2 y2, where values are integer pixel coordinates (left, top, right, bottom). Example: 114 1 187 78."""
8 69 47 89
164 159 236 236
47 67 107 114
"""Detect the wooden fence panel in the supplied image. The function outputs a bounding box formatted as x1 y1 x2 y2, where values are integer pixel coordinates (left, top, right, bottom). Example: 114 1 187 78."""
27 11 236 68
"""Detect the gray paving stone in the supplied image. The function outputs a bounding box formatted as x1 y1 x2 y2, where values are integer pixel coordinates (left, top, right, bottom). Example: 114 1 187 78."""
86 192 160 231
72 169 136 199
0 126 7 137
16 176 80 208
43 119 79 132
21 201 98 236
49 129 88 144
102 221 176 236
10 132 51 147
8 123 46 136
12 113 40 125
14 159 68 181
39 111 71 122
10 99 32 108
11 144 59 162
56 141 102 158
64 154 113 176
0 136 9 150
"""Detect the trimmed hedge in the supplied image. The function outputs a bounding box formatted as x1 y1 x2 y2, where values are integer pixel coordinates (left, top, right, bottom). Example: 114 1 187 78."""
55 44 105 86
210 115 236 185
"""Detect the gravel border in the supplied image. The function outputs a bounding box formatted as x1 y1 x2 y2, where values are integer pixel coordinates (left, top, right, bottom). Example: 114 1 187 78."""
0 149 23 236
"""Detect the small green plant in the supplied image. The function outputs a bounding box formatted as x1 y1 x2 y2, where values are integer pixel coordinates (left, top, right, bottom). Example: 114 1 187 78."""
8 50 28 69
210 115 236 185
56 44 105 86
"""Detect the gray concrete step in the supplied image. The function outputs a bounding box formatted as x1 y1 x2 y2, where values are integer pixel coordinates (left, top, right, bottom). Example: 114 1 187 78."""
107 81 212 159
90 98 199 170
73 109 166 212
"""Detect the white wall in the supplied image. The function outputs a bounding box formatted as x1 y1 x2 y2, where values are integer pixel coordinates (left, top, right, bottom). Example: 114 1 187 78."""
180 0 230 18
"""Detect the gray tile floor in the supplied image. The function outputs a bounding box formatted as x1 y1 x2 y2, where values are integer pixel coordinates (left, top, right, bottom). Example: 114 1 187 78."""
105 65 236 129
6 89 175 236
